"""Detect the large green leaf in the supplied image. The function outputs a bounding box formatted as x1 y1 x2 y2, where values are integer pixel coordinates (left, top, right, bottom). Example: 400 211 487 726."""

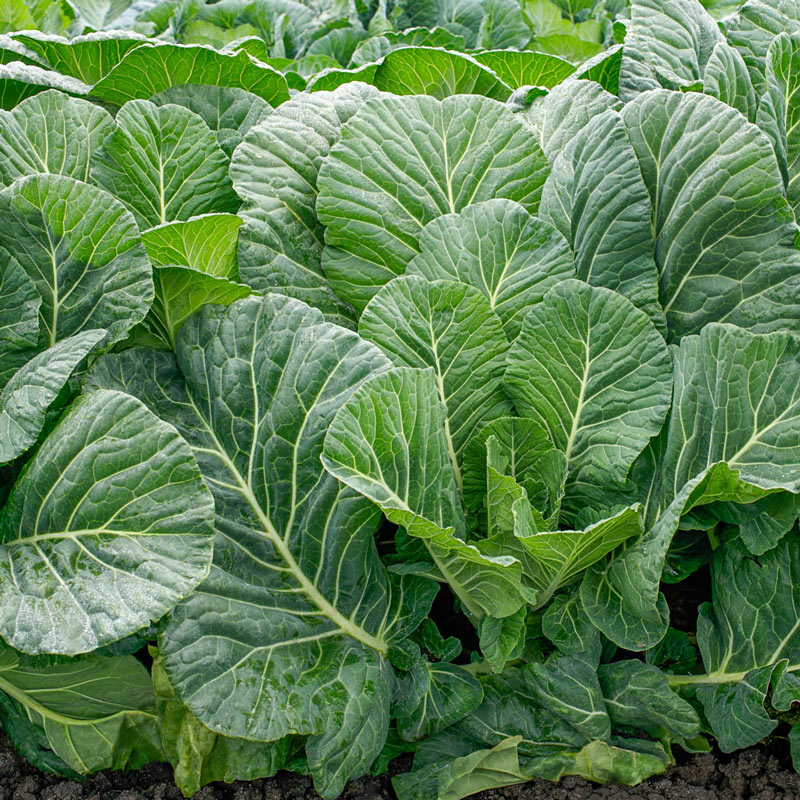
0 644 162 774
92 99 239 230
0 329 105 465
323 367 525 621
405 199 573 340
0 388 215 655
230 84 378 321
86 295 435 797
372 47 512 99
0 61 89 110
359 276 511 489
68 0 133 29
583 324 800 649
141 214 242 277
622 89 800 339
0 89 113 187
540 109 664 327
12 31 147 83
90 42 290 107
703 40 757 122
317 93 550 310
505 280 672 515
757 32 800 218
0 174 153 346
0 254 39 387
473 49 575 88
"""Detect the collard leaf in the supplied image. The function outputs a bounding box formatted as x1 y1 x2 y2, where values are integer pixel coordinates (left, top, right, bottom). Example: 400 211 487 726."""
90 42 290 107
478 0 530 50
541 593 598 655
505 280 672 514
0 89 113 187
92 99 239 229
0 254 40 387
69 0 133 29
622 89 800 340
86 295 434 796
703 40 757 122
473 49 575 89
359 276 512 489
479 607 526 673
317 93 550 310
0 61 89 110
0 329 106 465
0 388 215 655
141 214 242 277
0 174 153 346
0 643 162 775
405 199 574 340
323 367 525 621
372 46 512 100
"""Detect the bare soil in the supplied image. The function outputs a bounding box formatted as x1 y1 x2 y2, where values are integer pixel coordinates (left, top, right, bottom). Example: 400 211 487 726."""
3 733 800 800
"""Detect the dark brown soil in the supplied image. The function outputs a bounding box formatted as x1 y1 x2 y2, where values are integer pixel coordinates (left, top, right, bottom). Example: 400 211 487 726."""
3 733 800 800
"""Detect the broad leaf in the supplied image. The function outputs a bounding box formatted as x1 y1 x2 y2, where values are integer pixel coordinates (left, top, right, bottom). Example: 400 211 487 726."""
92 99 239 229
473 49 575 89
405 199 573 340
703 40 757 122
317 93 550 310
0 254 39 387
0 388 215 655
0 61 89 110
0 174 153 346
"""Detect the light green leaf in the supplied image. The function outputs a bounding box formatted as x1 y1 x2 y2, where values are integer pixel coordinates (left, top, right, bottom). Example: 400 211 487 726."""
405 199 574 340
141 214 242 277
703 40 757 122
90 42 290 107
0 388 215 655
92 99 239 230
86 295 433 796
395 0 484 46
230 85 378 321
306 63 379 92
622 89 800 339
757 32 800 218
0 329 106 465
323 367 525 620
0 89 113 187
12 31 146 83
150 84 270 158
473 49 574 89
317 93 550 310
573 44 623 94
68 0 132 28
0 643 162 775
540 109 664 327
0 253 39 387
359 276 511 489
477 0 530 49
372 46 512 100
0 174 153 347
505 280 672 513
0 61 89 110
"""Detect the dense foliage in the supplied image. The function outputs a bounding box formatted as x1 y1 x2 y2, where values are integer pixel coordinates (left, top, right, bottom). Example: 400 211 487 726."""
2 0 800 798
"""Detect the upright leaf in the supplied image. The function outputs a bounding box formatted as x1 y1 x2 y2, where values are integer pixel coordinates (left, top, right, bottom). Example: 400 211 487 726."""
0 254 39 387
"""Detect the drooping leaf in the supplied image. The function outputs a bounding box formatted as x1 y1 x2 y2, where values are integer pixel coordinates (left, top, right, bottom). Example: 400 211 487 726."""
92 99 239 229
0 61 89 110
0 89 113 187
0 388 215 655
405 199 574 340
0 173 153 347
317 93 550 310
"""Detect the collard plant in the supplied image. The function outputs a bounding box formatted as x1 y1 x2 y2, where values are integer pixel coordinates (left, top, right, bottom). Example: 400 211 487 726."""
4 0 800 798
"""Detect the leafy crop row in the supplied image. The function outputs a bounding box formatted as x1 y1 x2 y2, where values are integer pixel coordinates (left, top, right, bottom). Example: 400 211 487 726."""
2 0 800 798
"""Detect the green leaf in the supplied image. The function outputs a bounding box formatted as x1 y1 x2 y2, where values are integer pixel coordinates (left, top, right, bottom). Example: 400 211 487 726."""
152 650 290 796
90 42 290 107
306 62 379 92
541 592 598 655
141 214 242 277
230 85 378 322
92 99 239 230
0 89 113 187
479 607 526 672
505 280 672 514
583 324 800 649
473 48 574 89
0 388 215 655
622 89 800 340
703 40 757 122
12 30 147 83
540 109 664 327
372 46 512 100
0 643 162 775
757 32 800 218
0 61 89 110
405 199 574 340
150 84 270 157
0 329 106 465
86 295 433 797
317 93 550 310
359 276 511 489
574 44 623 94
0 254 40 388
68 0 133 28
323 367 525 620
0 174 153 347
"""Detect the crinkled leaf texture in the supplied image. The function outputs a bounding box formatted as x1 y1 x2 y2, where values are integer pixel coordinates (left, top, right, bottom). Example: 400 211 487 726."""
86 294 437 799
